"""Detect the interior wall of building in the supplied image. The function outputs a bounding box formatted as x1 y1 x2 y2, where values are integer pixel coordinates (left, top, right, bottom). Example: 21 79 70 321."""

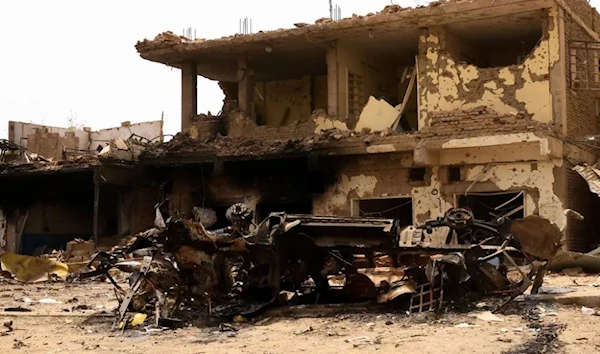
254 75 327 126
8 120 163 159
336 41 399 127
7 172 96 254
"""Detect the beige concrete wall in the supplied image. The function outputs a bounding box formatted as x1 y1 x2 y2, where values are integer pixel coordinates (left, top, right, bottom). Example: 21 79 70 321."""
26 130 79 161
8 120 163 159
255 76 311 126
313 154 415 216
313 158 565 234
417 8 560 129
9 121 90 151
90 121 163 148
312 133 567 239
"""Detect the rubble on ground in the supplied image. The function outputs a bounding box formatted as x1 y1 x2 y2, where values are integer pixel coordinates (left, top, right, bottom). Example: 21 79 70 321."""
1 123 158 174
0 253 69 282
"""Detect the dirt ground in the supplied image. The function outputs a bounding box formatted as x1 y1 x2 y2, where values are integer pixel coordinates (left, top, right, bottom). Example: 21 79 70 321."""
0 274 599 354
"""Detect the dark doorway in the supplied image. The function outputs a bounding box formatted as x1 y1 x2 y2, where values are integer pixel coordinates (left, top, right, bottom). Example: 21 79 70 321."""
210 204 234 231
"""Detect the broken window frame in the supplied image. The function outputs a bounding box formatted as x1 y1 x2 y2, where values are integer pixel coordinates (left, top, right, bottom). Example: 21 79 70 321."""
569 40 600 90
350 196 414 221
346 70 365 121
453 191 526 220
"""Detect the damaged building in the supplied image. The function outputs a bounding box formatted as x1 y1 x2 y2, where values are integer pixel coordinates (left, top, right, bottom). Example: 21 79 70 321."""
135 0 600 253
0 121 163 255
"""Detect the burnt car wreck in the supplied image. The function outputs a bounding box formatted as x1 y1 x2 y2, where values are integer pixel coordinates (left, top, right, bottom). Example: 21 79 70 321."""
75 203 581 329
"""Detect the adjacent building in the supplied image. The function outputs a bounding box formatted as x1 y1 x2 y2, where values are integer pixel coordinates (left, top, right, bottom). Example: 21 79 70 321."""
0 121 162 254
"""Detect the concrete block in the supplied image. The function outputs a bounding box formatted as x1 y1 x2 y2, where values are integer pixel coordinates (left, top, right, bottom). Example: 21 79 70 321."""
66 240 95 252
355 96 400 133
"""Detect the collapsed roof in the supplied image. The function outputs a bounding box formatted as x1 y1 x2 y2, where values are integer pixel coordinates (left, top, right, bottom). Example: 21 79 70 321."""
135 0 553 81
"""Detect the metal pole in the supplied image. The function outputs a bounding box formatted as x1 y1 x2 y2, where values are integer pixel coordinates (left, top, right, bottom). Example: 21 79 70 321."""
93 166 100 246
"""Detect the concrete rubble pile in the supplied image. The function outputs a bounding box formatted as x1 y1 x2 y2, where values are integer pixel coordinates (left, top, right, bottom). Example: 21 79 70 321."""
0 139 53 167
0 134 154 176
67 201 586 331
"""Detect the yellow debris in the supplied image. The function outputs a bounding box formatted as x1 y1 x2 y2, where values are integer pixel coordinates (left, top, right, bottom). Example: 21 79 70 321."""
233 315 247 323
131 313 147 327
0 253 69 282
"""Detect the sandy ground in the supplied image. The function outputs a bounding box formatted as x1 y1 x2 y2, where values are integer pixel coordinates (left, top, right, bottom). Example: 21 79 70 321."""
0 274 599 353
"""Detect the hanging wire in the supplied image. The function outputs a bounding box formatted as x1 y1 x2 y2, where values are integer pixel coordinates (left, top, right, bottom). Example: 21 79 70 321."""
359 199 413 217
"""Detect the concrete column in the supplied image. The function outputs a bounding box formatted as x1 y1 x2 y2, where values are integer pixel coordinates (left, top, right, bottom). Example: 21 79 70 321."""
326 41 339 117
181 62 198 132
237 57 254 117
553 7 568 136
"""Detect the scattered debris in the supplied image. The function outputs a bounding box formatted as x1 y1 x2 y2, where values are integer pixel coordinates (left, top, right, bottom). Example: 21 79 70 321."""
4 307 32 313
233 315 247 324
0 253 69 282
130 313 147 327
549 251 600 274
502 323 564 354
581 306 596 316
39 298 61 304
219 323 238 332
3 320 13 332
255 317 271 326
294 327 314 335
454 323 474 328
12 338 27 349
345 335 382 346
476 311 504 323
537 287 575 295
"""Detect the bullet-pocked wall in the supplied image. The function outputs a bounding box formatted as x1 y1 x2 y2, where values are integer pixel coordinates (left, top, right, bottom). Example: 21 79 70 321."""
312 142 567 244
417 8 560 129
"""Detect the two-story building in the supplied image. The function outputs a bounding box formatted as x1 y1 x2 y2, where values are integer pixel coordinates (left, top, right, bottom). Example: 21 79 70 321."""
136 0 600 252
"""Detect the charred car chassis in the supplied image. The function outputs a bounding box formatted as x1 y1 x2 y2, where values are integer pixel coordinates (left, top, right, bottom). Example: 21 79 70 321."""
77 206 567 329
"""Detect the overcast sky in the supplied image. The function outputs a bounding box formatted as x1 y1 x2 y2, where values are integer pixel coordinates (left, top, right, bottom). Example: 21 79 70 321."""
0 0 598 139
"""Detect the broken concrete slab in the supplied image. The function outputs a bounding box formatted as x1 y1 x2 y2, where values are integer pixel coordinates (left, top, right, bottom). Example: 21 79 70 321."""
549 250 600 274
313 115 349 134
355 96 400 133
523 288 600 308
